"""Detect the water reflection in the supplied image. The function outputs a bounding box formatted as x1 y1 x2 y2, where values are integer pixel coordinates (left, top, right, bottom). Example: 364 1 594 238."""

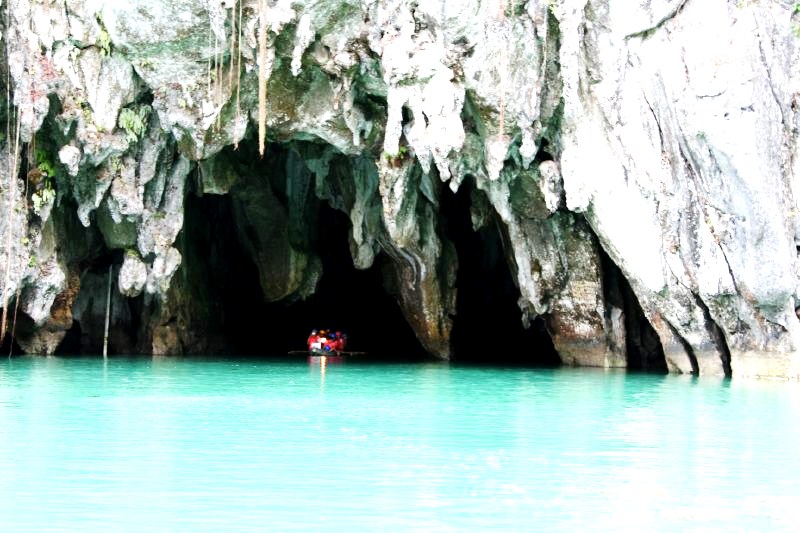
307 355 346 390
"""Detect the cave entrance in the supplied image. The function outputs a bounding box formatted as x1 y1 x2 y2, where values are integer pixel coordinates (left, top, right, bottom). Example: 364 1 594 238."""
199 191 427 358
441 178 560 366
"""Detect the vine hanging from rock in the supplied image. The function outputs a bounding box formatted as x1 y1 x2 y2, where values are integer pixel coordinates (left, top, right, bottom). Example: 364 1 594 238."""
258 0 268 157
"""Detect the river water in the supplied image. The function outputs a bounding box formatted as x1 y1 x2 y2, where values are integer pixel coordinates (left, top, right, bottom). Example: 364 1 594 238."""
1 356 798 531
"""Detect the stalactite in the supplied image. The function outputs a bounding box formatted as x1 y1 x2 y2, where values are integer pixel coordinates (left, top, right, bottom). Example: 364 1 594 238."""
1 109 21 344
9 288 20 354
216 42 222 130
213 31 220 130
9 134 31 354
2 4 26 348
206 21 213 98
228 0 237 91
234 0 243 149
103 264 112 358
258 0 268 157
1 0 8 344
498 0 507 139
4 0 9 139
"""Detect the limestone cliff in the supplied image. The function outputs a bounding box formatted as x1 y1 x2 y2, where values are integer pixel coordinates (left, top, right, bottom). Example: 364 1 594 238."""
0 0 798 378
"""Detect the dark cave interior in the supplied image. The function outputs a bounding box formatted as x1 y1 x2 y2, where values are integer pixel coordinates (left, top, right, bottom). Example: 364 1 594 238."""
0 328 22 356
216 194 429 359
440 177 561 366
176 159 565 364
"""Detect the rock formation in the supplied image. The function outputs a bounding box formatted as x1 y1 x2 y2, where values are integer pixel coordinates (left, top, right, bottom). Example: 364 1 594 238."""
0 0 798 378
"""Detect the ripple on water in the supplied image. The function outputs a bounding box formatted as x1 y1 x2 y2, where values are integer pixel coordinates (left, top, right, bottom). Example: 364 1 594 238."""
0 357 799 531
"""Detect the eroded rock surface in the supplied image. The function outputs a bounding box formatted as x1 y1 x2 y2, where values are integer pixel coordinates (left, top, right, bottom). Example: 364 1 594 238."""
556 0 800 377
0 0 798 377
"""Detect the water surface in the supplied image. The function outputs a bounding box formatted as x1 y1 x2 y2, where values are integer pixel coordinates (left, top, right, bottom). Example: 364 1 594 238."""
1 356 798 531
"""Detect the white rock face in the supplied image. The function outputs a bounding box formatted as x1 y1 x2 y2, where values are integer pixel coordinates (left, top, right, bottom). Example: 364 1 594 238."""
556 0 800 378
2 0 799 376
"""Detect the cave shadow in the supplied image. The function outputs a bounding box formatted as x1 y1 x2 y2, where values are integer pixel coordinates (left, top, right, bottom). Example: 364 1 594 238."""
205 192 428 359
441 177 561 367
55 321 82 355
0 328 24 356
53 250 142 356
598 247 668 374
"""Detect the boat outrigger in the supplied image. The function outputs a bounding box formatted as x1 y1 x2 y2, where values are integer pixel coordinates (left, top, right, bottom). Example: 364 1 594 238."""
288 350 366 357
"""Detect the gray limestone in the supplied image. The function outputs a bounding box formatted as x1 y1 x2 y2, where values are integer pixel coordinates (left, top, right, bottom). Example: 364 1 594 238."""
2 0 798 377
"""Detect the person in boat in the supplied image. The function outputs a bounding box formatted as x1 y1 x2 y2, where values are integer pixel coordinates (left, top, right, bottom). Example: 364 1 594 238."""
331 332 344 354
324 330 334 353
304 329 348 355
309 329 324 354
327 332 339 354
307 329 318 350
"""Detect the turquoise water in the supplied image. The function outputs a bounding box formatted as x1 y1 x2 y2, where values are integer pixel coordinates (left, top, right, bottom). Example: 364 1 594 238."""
1 357 799 531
